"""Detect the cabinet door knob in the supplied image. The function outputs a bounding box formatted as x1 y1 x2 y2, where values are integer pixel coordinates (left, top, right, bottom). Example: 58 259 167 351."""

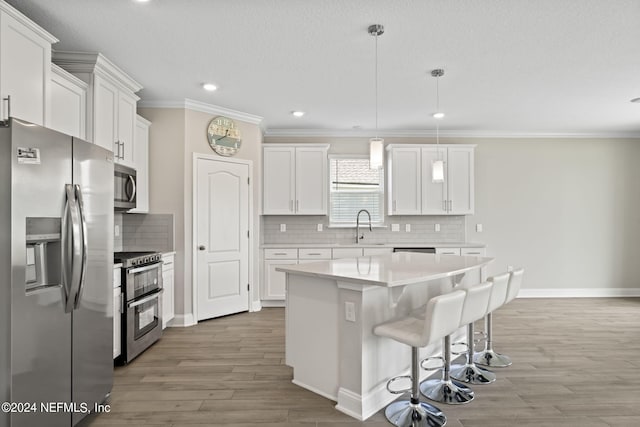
198 245 206 251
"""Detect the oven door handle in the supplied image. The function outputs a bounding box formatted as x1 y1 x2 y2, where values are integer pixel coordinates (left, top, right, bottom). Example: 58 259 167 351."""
128 262 162 275
128 288 163 309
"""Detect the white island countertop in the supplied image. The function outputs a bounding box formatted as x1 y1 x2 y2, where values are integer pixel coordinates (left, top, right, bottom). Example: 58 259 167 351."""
276 252 493 287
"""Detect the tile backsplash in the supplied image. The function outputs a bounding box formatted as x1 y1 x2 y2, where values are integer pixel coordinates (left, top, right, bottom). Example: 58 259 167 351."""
262 215 465 245
114 213 174 253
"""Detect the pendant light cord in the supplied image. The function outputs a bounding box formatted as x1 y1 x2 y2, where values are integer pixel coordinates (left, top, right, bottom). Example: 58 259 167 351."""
374 32 379 139
435 73 440 146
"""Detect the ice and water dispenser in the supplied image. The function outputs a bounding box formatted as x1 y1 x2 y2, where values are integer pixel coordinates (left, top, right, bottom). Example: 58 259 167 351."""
25 217 62 292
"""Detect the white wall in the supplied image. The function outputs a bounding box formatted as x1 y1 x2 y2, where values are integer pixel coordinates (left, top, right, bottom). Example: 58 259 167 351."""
265 135 640 294
140 106 263 325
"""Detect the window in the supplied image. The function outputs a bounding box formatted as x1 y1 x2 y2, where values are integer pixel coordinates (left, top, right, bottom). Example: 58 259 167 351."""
329 155 384 225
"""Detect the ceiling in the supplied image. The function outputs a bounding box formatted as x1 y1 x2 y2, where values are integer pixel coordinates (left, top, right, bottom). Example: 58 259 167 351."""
8 0 640 137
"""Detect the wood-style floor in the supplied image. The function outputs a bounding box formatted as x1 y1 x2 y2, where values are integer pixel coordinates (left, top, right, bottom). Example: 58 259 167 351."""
84 298 640 427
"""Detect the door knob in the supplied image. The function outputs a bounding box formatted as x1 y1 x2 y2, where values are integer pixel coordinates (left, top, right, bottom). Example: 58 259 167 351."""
198 245 206 251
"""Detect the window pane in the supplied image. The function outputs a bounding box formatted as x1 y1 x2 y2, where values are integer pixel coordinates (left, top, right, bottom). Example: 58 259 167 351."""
329 157 384 224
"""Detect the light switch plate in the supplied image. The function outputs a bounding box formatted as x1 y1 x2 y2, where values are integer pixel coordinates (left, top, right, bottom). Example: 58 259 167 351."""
280 224 286 232
405 224 411 232
476 224 483 232
114 225 120 237
345 302 356 322
391 224 400 232
317 224 323 232
435 223 440 232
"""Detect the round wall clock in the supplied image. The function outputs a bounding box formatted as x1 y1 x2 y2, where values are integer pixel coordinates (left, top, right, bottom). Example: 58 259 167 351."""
207 116 242 156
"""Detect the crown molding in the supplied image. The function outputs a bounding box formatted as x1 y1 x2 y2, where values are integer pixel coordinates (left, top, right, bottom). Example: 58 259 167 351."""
0 2 58 43
138 99 264 125
52 51 143 94
263 128 640 139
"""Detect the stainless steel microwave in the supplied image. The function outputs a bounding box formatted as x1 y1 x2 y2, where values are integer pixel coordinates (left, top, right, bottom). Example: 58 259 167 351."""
114 163 137 210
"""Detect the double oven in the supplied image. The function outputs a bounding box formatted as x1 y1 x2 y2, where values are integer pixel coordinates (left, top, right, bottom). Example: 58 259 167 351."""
114 252 163 363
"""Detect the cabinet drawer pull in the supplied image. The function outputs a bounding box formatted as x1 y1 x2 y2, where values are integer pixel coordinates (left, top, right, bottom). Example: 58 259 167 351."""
307 253 321 256
274 252 288 255
466 252 480 255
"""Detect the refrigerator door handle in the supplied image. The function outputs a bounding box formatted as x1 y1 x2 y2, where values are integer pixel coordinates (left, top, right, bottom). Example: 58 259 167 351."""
65 184 82 313
61 186 72 311
73 184 88 309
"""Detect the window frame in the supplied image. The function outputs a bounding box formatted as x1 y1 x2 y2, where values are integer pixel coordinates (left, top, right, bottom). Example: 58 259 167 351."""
328 154 385 227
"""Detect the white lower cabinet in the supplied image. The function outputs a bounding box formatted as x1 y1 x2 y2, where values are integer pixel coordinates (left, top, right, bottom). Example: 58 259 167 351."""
435 247 462 256
263 259 297 300
113 267 121 359
161 253 175 329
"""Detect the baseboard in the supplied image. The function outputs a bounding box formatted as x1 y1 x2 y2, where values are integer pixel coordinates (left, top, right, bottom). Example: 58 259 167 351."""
518 288 640 298
291 379 336 402
261 300 285 307
167 313 196 327
251 300 262 312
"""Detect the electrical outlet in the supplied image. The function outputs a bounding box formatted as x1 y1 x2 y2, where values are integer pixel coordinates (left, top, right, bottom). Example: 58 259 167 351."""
345 302 356 322
507 265 514 272
114 225 120 237
317 224 323 232
280 224 286 232
435 224 440 232
476 224 483 232
405 224 411 232
391 224 400 232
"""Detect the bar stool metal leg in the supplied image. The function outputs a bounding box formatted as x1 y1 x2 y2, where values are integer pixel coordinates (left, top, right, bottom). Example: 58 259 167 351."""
384 347 447 427
419 336 474 404
450 322 496 384
473 312 512 368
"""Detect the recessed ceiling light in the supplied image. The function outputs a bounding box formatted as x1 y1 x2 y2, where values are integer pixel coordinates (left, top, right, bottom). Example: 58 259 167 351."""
432 112 445 119
631 97 640 103
292 111 305 117
203 83 217 92
135 0 151 3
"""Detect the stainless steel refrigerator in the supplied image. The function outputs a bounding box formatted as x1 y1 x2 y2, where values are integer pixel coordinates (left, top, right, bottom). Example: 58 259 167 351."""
0 118 114 427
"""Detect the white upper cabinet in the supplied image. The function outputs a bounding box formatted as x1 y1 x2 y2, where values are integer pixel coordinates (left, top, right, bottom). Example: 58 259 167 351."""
387 144 475 215
263 144 329 215
49 63 87 139
388 146 421 215
0 2 57 125
52 52 142 164
129 115 150 213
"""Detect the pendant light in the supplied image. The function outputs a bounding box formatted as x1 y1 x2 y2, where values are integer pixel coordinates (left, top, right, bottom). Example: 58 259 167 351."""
368 24 384 169
431 69 445 183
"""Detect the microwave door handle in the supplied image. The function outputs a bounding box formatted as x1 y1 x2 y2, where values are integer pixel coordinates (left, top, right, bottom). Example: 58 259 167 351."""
73 185 88 309
126 175 136 203
64 184 81 313
128 288 163 308
61 186 72 311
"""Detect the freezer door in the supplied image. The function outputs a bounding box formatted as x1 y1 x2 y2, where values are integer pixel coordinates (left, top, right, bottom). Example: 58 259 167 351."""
71 138 114 425
10 119 72 427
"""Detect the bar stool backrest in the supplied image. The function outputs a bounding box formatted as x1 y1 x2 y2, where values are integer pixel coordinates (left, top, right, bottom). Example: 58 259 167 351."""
421 290 466 347
487 272 510 312
459 281 493 326
505 268 524 304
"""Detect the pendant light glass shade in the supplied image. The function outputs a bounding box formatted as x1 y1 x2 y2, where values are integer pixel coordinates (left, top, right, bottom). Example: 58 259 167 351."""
369 137 384 169
432 159 445 183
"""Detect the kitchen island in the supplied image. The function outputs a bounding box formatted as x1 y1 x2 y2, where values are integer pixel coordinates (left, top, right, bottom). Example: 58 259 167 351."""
277 252 493 421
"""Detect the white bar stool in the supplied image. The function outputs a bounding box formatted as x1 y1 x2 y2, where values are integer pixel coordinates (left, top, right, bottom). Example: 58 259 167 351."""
474 269 524 368
450 281 496 384
373 290 467 427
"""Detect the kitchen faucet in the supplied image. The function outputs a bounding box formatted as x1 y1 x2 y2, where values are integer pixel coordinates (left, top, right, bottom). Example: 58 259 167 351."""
356 209 372 244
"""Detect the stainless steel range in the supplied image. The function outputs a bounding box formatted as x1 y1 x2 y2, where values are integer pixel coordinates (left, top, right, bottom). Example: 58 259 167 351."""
114 252 163 363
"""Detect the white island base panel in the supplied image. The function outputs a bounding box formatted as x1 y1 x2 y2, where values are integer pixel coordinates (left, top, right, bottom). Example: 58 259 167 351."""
285 274 466 421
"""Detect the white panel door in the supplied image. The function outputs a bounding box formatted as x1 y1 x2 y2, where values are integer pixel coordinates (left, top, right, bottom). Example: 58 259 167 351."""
93 75 117 151
389 147 421 215
295 146 327 214
50 66 86 139
447 146 474 214
263 146 295 214
421 147 448 214
0 11 51 125
196 158 250 320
